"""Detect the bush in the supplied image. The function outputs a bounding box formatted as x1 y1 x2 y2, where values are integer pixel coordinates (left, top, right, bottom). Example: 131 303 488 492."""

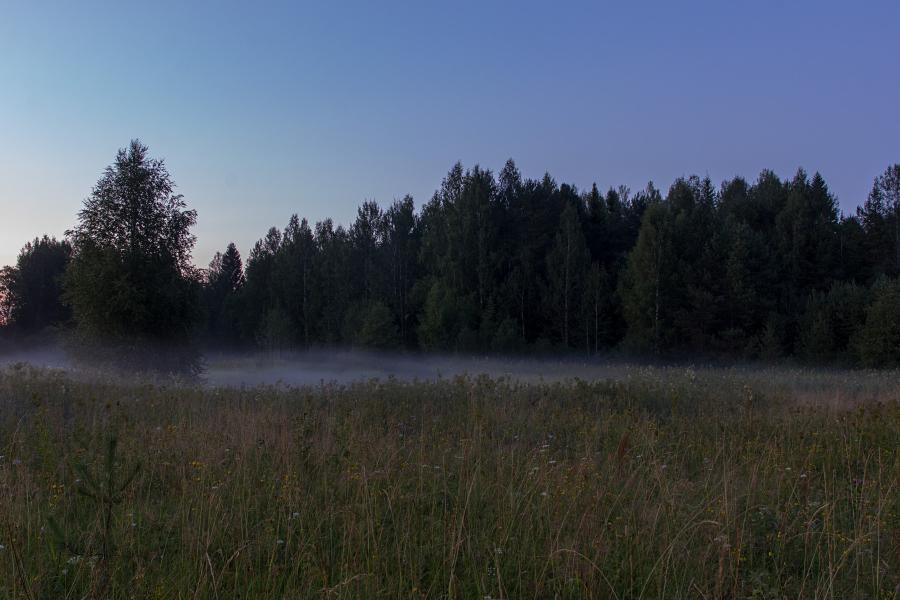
491 318 523 354
854 278 900 367
356 302 400 349
799 281 868 363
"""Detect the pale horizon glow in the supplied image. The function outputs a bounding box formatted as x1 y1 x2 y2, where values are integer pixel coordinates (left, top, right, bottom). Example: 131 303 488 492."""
1 1 898 268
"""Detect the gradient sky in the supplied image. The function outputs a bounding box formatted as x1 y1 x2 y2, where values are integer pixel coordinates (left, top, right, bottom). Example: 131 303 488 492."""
1 0 898 268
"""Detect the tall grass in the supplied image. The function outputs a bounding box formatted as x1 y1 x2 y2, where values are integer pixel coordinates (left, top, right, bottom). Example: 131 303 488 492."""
1 365 897 598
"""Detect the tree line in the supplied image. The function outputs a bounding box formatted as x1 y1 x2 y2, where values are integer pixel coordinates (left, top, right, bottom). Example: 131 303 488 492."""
1 140 899 368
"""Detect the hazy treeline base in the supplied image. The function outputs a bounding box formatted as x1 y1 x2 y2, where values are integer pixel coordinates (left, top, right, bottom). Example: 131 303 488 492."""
1 141 899 369
1 366 897 598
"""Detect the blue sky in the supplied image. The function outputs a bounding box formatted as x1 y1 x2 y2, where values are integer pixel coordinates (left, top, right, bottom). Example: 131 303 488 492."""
1 0 898 268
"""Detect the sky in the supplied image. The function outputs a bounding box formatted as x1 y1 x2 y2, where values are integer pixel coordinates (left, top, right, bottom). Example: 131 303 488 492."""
1 0 898 268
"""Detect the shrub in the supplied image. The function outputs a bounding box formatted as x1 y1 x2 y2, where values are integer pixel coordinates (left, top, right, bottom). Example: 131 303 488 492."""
855 278 900 367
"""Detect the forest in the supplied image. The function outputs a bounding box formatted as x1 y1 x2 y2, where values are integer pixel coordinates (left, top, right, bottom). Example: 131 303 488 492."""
1 140 899 368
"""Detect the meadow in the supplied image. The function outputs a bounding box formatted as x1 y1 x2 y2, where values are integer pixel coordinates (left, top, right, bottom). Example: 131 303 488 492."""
0 362 898 598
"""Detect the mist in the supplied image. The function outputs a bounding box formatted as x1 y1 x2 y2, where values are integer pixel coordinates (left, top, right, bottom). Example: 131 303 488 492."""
0 338 685 388
200 349 635 387
0 341 629 386
3 343 896 409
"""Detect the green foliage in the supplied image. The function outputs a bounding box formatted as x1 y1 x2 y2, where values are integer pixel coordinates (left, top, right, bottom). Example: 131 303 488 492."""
0 236 72 334
64 140 200 371
757 315 787 361
799 281 869 363
417 279 463 351
490 317 523 353
181 159 900 364
544 202 589 348
49 435 141 559
619 201 673 352
38 431 141 598
356 301 400 349
857 164 900 278
65 243 199 342
854 278 900 367
23 146 898 364
203 242 244 344
256 306 295 351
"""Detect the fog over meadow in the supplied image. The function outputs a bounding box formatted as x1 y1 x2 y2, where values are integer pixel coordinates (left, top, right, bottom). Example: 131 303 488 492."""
200 350 637 387
1 344 897 409
0 343 635 387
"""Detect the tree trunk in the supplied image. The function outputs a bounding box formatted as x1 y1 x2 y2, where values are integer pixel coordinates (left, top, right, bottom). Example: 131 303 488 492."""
654 244 661 353
563 232 571 348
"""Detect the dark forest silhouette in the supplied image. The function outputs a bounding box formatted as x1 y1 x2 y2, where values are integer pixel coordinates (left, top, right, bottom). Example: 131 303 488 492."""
2 140 899 368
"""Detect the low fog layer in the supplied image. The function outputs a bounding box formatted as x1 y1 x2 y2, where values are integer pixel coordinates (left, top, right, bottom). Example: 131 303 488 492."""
3 345 897 408
202 350 635 387
0 344 623 386
0 345 72 371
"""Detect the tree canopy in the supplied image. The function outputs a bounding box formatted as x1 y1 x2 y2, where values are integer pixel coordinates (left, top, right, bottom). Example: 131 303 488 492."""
209 161 899 366
62 140 200 370
3 146 898 368
0 236 71 334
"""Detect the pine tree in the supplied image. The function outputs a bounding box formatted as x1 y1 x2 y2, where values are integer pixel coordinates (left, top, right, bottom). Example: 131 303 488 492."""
619 202 674 353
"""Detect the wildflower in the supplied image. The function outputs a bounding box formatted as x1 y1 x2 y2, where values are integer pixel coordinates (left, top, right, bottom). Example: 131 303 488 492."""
0 544 5 551
276 539 285 545
291 512 300 519
12 459 21 466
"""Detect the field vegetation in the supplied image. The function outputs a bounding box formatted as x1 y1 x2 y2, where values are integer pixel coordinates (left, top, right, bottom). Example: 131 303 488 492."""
1 364 897 598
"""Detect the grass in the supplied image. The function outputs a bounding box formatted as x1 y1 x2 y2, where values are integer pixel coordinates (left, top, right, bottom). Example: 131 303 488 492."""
0 363 898 598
